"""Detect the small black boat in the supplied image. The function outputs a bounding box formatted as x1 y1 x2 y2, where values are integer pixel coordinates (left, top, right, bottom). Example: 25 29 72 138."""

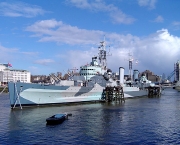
46 113 67 125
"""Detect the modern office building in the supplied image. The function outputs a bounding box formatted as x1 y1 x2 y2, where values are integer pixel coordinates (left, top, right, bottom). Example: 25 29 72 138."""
0 63 31 85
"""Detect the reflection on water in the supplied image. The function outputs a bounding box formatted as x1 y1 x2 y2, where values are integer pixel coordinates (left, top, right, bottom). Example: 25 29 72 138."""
0 88 180 144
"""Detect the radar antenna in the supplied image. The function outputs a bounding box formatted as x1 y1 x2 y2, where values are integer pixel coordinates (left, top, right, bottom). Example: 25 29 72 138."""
98 36 111 71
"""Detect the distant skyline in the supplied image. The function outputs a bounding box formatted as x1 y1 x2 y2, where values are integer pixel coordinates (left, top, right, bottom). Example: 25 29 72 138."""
0 0 180 77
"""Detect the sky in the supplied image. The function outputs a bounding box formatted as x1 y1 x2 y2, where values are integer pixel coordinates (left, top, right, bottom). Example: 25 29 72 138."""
0 0 180 78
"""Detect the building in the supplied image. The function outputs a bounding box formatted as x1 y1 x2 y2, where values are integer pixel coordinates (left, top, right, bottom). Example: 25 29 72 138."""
139 70 161 82
0 64 31 85
175 60 180 81
31 75 50 83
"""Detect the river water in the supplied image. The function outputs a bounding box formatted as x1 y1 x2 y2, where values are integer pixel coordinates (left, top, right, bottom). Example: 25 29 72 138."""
0 88 180 145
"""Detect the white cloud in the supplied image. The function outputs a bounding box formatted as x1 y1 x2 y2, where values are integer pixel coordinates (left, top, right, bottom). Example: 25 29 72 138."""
0 44 56 74
132 29 180 73
66 0 135 24
67 48 98 68
138 0 157 9
0 2 47 17
28 66 39 75
172 21 180 26
172 21 180 30
60 29 180 76
153 15 164 23
0 44 41 67
67 0 114 12
26 19 138 46
34 59 55 65
26 19 104 45
26 19 180 75
109 11 136 24
0 45 18 63
21 52 39 56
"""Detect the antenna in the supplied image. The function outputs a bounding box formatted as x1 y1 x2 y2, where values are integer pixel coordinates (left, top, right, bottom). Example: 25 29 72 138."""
98 35 111 71
69 67 78 74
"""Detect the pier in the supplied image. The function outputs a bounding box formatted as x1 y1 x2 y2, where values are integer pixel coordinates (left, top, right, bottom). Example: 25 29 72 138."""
102 86 125 102
146 86 161 97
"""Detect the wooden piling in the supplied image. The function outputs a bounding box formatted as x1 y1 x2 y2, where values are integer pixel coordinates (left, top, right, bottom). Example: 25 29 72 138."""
146 86 161 98
102 86 125 102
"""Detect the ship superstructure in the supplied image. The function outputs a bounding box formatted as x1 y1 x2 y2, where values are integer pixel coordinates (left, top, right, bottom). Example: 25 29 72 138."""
79 40 108 81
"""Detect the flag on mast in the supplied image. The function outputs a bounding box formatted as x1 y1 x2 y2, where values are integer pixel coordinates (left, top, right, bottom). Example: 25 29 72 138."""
8 62 12 67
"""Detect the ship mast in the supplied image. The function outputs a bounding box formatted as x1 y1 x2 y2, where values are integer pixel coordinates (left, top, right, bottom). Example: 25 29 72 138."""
98 37 107 71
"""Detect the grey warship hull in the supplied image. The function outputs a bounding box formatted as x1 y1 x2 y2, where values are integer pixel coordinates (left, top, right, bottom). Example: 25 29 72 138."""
8 82 148 108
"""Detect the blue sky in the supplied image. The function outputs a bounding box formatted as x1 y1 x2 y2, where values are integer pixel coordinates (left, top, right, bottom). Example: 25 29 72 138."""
0 0 180 77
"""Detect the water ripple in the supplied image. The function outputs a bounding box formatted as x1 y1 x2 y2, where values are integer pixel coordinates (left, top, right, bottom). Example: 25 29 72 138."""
0 88 180 144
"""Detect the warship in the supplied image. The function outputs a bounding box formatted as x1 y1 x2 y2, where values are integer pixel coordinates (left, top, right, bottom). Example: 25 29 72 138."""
8 40 154 108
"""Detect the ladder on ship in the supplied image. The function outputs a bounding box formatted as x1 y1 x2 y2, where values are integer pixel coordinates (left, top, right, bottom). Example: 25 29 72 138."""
12 83 22 109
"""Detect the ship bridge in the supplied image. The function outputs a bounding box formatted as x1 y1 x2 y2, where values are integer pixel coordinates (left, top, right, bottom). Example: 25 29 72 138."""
79 65 102 81
80 57 102 80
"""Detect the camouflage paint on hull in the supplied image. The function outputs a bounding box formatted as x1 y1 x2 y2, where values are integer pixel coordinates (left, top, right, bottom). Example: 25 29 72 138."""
8 82 148 107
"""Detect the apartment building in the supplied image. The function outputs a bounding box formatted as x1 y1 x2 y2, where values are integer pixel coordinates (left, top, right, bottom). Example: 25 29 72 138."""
0 64 31 85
